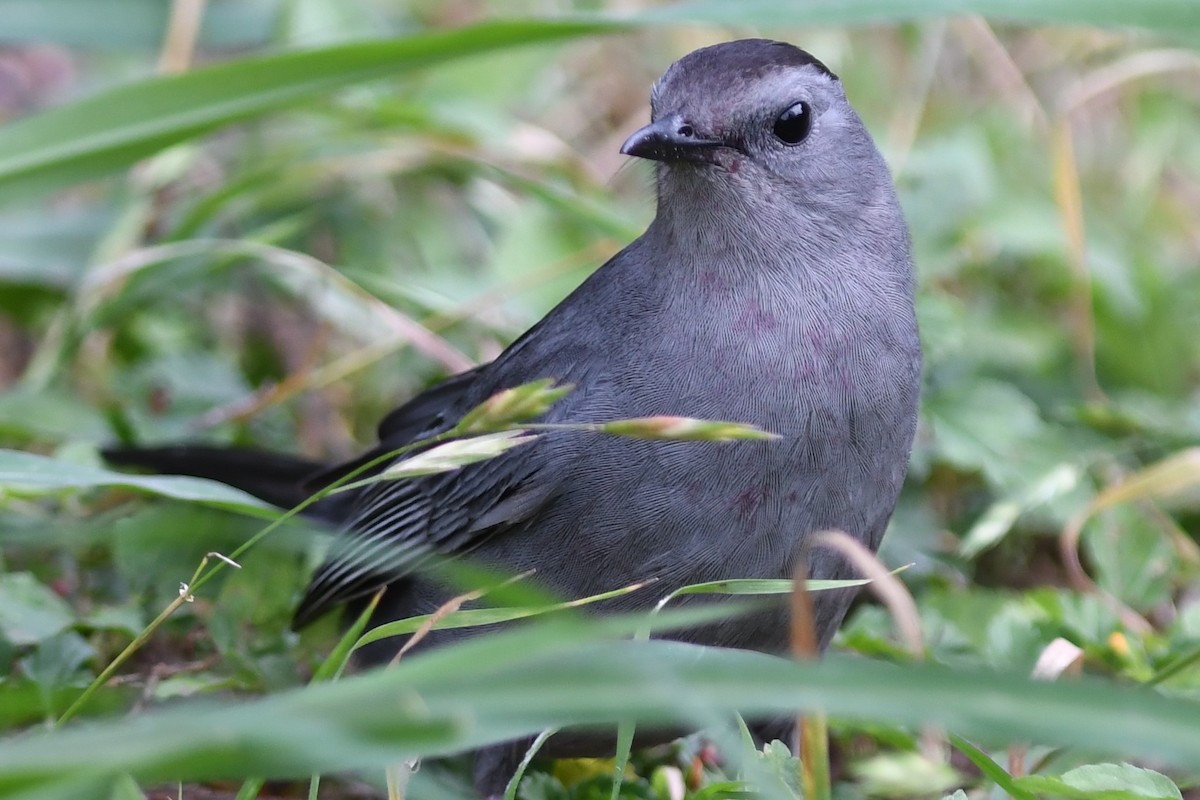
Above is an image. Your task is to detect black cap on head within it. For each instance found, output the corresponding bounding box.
[683,39,836,81]
[653,39,838,106]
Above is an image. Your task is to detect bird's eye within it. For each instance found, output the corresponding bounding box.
[773,102,812,145]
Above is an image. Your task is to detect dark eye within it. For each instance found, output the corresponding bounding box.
[773,102,812,145]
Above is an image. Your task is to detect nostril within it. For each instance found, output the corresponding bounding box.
[677,124,694,138]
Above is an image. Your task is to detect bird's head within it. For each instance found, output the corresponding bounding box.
[623,39,892,225]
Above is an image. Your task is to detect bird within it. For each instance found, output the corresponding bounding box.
[106,39,921,797]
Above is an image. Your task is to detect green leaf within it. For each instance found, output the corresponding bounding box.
[4,631,1200,788]
[0,573,76,646]
[852,752,960,798]
[505,729,557,800]
[19,631,94,697]
[949,734,1037,800]
[0,679,134,730]
[923,379,1046,488]
[0,19,618,198]
[313,591,381,683]
[960,464,1081,558]
[0,0,278,50]
[354,581,685,649]
[0,449,275,517]
[689,782,755,800]
[755,740,803,799]
[664,574,897,598]
[13,2,1187,201]
[617,0,1200,33]
[517,772,569,800]
[0,390,111,444]
[106,775,145,800]
[78,607,145,640]
[1016,763,1183,799]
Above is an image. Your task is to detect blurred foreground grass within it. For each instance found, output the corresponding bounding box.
[0,1,1198,798]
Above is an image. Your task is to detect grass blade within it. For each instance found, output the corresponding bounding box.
[0,19,618,198]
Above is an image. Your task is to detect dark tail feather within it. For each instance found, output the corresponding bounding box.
[103,444,350,522]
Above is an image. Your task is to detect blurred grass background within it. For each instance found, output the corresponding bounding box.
[0,1,1199,798]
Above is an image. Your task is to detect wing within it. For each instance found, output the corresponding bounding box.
[291,364,573,629]
[375,364,488,443]
[292,437,559,627]
[292,244,628,628]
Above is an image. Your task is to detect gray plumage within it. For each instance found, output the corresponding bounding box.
[304,38,920,795]
[107,38,921,799]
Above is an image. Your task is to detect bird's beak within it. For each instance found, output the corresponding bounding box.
[620,116,724,163]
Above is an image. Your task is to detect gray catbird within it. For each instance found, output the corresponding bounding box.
[107,39,921,797]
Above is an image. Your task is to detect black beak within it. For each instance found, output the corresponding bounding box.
[620,115,725,163]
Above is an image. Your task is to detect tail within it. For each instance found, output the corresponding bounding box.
[103,444,351,523]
